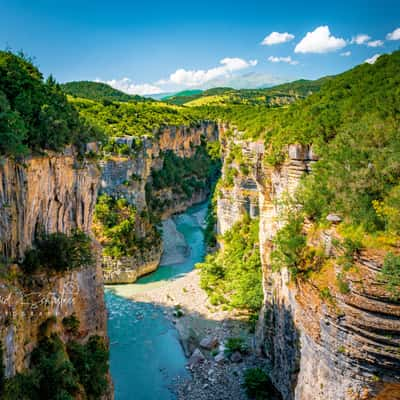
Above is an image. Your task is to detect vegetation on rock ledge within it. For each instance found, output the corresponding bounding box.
[197,214,262,311]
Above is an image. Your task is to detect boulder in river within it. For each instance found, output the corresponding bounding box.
[214,353,226,363]
[200,336,219,350]
[230,351,242,363]
[188,348,205,367]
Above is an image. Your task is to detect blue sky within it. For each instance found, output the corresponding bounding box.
[1,0,399,94]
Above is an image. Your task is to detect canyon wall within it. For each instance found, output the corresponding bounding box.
[216,138,400,400]
[0,149,112,397]
[99,122,218,283]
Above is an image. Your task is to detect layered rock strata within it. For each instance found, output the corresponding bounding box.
[0,149,112,397]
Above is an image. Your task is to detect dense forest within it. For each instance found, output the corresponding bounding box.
[69,97,200,141]
[61,81,152,103]
[196,51,400,241]
[0,51,102,156]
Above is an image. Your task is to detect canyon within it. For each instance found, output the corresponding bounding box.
[0,121,399,400]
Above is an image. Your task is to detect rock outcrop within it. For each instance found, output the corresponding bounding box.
[0,147,99,259]
[0,149,112,397]
[216,137,260,235]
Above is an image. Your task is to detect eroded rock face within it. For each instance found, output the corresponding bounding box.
[217,139,261,235]
[0,148,99,259]
[252,145,400,400]
[0,150,111,397]
[0,263,106,377]
[102,245,162,284]
[217,141,400,400]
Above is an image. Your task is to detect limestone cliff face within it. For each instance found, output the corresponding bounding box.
[99,122,218,283]
[0,150,111,397]
[216,136,261,235]
[217,140,400,400]
[0,147,99,259]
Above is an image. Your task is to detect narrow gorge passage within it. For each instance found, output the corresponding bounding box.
[105,203,207,400]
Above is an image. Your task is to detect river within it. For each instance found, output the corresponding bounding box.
[105,203,207,400]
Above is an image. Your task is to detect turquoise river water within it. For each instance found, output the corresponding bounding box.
[105,203,207,400]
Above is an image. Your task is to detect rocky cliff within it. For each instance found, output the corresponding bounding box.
[0,149,112,398]
[216,139,400,400]
[98,122,218,283]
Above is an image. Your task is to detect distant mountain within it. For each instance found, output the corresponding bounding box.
[163,78,332,106]
[144,92,176,100]
[61,81,152,103]
[160,89,203,105]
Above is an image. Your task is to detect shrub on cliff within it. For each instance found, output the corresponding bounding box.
[67,336,109,399]
[243,368,277,400]
[197,214,263,311]
[93,193,161,258]
[271,214,306,277]
[1,334,109,400]
[2,334,80,399]
[378,252,400,300]
[21,230,93,273]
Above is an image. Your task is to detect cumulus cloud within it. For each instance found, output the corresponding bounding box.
[351,34,371,45]
[96,78,162,95]
[367,40,384,47]
[159,58,258,87]
[261,32,295,45]
[364,54,381,64]
[386,28,400,40]
[267,56,299,65]
[340,51,351,57]
[295,26,346,53]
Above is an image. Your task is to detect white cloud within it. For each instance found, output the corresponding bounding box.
[340,51,351,56]
[364,54,381,64]
[268,56,299,65]
[367,40,384,47]
[261,32,295,45]
[159,58,258,87]
[295,26,346,53]
[96,78,162,95]
[386,27,400,40]
[351,34,371,45]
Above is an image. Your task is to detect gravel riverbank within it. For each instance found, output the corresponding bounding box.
[127,268,263,400]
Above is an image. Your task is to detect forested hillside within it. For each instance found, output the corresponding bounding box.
[163,77,329,106]
[69,96,200,142]
[0,51,101,156]
[62,81,152,103]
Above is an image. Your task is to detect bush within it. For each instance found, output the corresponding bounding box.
[3,334,81,400]
[336,273,350,294]
[271,214,306,277]
[1,333,109,400]
[21,230,93,273]
[67,336,109,399]
[62,314,80,335]
[243,368,275,400]
[197,215,263,311]
[378,252,400,300]
[94,193,161,258]
[224,337,247,356]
